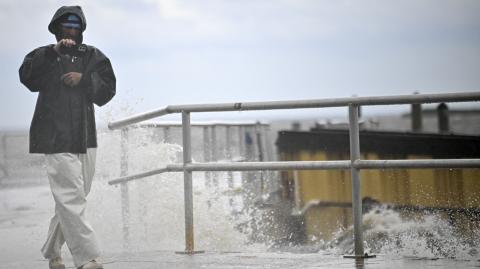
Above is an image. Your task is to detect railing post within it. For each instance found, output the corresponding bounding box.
[120,128,130,250]
[437,103,450,133]
[203,126,212,187]
[163,126,171,143]
[238,125,245,158]
[243,129,256,207]
[263,124,275,191]
[177,111,203,254]
[255,122,265,194]
[411,92,423,132]
[211,125,219,187]
[347,104,364,257]
[238,126,246,191]
[226,125,234,207]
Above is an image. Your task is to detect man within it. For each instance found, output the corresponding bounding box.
[19,6,115,269]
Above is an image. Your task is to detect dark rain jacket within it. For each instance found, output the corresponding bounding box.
[19,6,116,154]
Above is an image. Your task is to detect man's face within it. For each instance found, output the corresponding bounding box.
[61,26,81,40]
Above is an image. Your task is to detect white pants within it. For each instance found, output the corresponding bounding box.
[41,148,100,268]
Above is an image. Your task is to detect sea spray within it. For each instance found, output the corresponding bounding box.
[325,206,480,260]
[88,127,263,253]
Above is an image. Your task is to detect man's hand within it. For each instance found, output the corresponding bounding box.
[61,72,82,87]
[54,39,76,54]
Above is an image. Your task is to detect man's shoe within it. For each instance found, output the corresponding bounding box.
[49,257,65,269]
[77,260,103,269]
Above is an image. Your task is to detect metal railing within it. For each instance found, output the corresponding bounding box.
[108,91,480,257]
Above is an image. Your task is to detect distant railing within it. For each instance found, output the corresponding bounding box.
[108,91,480,258]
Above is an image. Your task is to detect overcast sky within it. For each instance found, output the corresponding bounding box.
[1,0,479,129]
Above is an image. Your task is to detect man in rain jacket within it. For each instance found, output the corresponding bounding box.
[19,6,115,269]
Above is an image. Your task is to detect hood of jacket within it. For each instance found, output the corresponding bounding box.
[48,6,87,44]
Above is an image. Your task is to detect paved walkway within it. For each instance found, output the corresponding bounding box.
[1,185,479,269]
[4,250,479,269]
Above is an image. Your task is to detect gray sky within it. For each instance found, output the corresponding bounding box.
[2,0,480,129]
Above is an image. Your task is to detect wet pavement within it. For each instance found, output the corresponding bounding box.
[3,250,480,269]
[2,184,480,269]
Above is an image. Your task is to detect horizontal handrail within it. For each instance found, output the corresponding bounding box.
[108,159,480,185]
[356,159,480,169]
[108,161,351,185]
[108,91,480,130]
[136,121,269,128]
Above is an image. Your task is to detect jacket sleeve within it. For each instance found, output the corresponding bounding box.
[19,46,58,92]
[81,47,116,107]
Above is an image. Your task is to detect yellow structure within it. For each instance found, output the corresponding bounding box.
[277,129,480,242]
